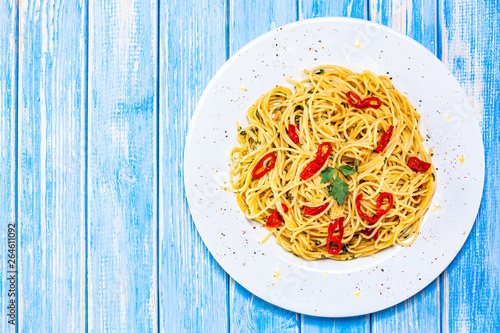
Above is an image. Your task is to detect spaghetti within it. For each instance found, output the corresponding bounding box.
[229,65,436,261]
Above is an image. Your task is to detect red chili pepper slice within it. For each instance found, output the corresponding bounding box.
[356,194,380,224]
[252,152,276,178]
[316,142,333,163]
[356,192,394,224]
[303,202,329,215]
[375,126,394,153]
[266,203,288,228]
[326,217,345,254]
[361,228,379,241]
[288,124,300,144]
[361,96,382,109]
[375,192,394,216]
[300,142,332,180]
[407,157,431,172]
[346,91,382,110]
[299,161,322,180]
[346,91,362,108]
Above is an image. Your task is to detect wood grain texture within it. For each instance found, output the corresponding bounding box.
[299,0,366,20]
[369,1,440,332]
[158,0,229,331]
[17,0,86,331]
[0,1,17,332]
[441,0,500,331]
[228,1,300,332]
[370,0,437,54]
[299,1,370,331]
[87,0,157,331]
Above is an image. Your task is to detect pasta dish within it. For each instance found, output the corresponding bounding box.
[229,65,435,260]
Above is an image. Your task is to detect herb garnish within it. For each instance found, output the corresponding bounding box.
[320,160,358,205]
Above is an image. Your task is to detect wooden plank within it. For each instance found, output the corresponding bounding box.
[369,1,440,332]
[87,0,157,331]
[370,0,437,54]
[17,0,86,331]
[0,1,17,332]
[299,1,370,332]
[158,0,229,331]
[228,1,301,331]
[299,0,366,20]
[441,0,500,331]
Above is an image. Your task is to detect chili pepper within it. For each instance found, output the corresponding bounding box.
[300,160,323,180]
[375,192,394,216]
[316,142,333,163]
[300,142,332,180]
[252,152,276,178]
[407,157,431,172]
[346,91,382,110]
[375,126,394,153]
[356,192,394,224]
[288,124,300,144]
[346,91,362,108]
[356,194,380,224]
[304,202,329,215]
[266,203,288,228]
[361,228,379,241]
[361,96,382,109]
[326,217,345,255]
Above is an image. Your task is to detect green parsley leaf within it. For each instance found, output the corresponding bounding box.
[384,157,387,164]
[315,241,321,246]
[338,165,356,176]
[328,171,349,206]
[321,254,326,258]
[305,103,309,108]
[320,167,336,183]
[355,159,358,172]
[315,69,324,74]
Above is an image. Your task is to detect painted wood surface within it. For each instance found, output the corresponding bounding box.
[6,0,500,331]
[87,0,157,331]
[17,0,86,331]
[441,0,500,331]
[158,0,229,332]
[299,0,366,19]
[0,1,17,332]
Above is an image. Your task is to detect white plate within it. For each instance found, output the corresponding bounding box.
[184,18,484,317]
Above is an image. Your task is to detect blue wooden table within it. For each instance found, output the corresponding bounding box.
[1,0,498,332]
